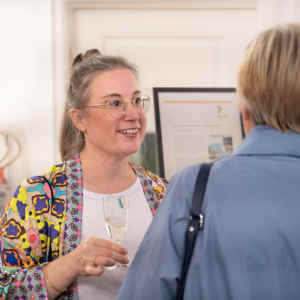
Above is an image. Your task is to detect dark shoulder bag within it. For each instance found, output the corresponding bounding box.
[176,162,214,300]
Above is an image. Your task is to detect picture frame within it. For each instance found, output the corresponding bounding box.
[153,87,245,179]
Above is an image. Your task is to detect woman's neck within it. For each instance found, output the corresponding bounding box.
[79,149,137,194]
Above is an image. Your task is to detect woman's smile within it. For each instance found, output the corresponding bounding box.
[117,128,140,136]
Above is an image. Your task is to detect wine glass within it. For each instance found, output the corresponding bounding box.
[102,195,128,269]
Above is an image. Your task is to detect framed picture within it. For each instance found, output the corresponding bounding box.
[153,87,245,179]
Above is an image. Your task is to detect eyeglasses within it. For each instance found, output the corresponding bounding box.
[85,95,150,113]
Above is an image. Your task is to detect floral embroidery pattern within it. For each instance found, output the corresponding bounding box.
[63,157,83,256]
[132,164,167,215]
[2,219,25,239]
[2,249,22,267]
[27,227,40,249]
[0,165,66,298]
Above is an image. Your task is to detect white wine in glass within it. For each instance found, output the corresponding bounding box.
[105,215,127,243]
[103,195,128,269]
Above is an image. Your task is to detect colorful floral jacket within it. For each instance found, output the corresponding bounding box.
[0,157,167,299]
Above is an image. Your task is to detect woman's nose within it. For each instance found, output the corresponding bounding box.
[123,101,141,118]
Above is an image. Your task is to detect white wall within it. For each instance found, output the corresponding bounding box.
[0,0,55,191]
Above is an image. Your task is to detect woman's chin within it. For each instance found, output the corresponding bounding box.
[116,146,139,158]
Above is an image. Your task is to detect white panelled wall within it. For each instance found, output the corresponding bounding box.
[0,0,54,192]
[1,0,300,200]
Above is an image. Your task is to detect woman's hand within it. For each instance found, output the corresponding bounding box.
[73,237,129,276]
[43,237,129,299]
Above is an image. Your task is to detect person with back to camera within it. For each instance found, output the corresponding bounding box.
[117,23,300,300]
[0,49,167,299]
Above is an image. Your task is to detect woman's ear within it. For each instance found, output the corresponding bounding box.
[240,107,254,135]
[68,109,86,133]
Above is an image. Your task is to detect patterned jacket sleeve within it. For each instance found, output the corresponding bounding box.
[0,169,66,299]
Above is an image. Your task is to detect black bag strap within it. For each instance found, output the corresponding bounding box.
[176,162,214,300]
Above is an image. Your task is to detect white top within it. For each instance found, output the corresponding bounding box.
[77,178,152,299]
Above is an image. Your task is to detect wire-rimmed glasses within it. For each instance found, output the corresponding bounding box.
[85,95,150,115]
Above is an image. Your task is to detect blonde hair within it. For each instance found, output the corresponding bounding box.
[238,23,300,132]
[59,49,138,161]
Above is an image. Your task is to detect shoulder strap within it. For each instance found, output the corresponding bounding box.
[176,162,214,300]
[191,163,214,216]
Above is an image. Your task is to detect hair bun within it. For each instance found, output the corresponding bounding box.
[84,49,101,58]
[72,49,102,67]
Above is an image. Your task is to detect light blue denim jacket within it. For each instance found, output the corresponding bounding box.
[118,126,300,300]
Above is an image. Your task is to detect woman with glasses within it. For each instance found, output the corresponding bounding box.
[0,49,167,299]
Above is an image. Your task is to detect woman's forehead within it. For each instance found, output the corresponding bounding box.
[89,69,139,98]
